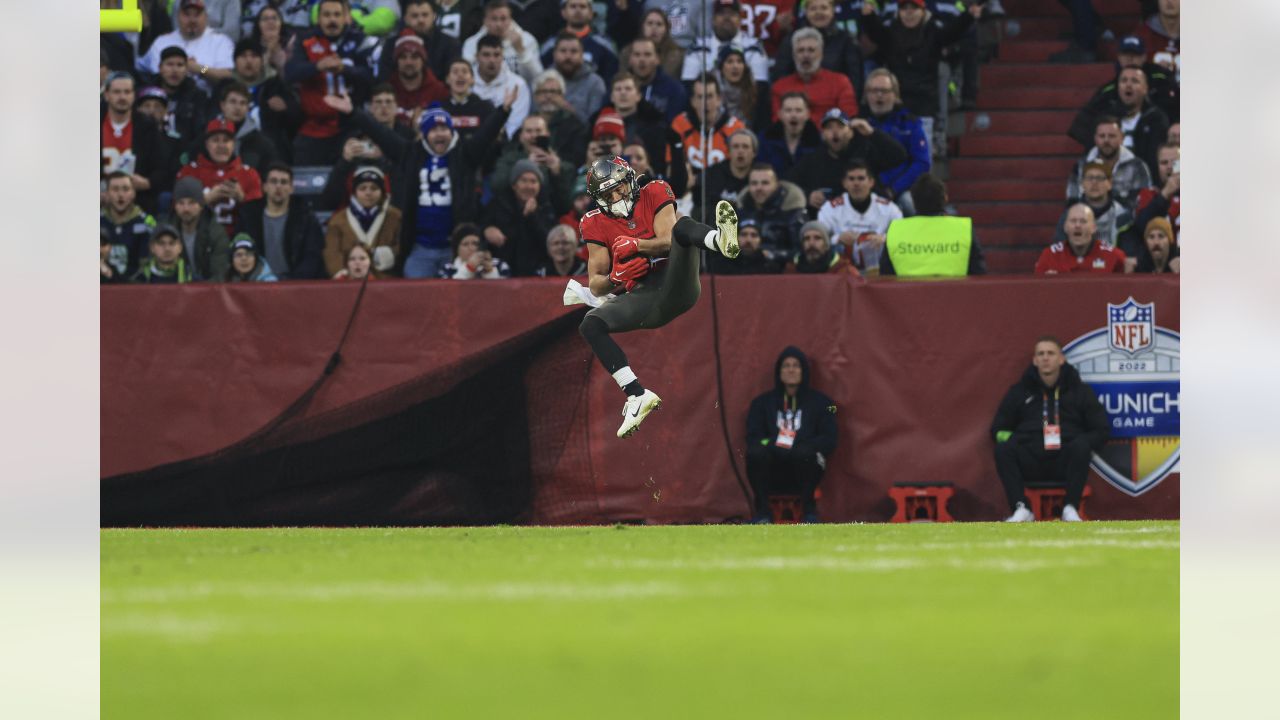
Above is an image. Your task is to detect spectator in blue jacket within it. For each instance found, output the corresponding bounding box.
[862,68,930,215]
[757,92,823,180]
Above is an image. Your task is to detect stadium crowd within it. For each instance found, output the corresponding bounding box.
[100,0,1180,284]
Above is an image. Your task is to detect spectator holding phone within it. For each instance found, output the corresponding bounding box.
[439,223,512,279]
[491,114,574,214]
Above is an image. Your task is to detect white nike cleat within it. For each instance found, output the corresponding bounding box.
[617,389,662,438]
[714,200,740,258]
[1061,504,1083,522]
[1004,501,1034,523]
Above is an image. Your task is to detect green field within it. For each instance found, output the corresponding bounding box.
[102,522,1178,718]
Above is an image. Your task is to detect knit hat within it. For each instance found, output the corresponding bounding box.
[593,110,626,141]
[1144,217,1175,244]
[394,31,428,59]
[160,46,188,63]
[350,165,388,195]
[231,233,256,253]
[738,217,760,232]
[136,86,169,105]
[716,44,745,67]
[173,177,204,204]
[151,224,180,242]
[511,158,544,185]
[800,220,830,243]
[419,105,454,135]
[899,0,925,7]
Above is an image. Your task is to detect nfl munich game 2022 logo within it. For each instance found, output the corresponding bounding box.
[1063,298,1180,496]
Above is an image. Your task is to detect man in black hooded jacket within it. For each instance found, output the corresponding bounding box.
[746,346,838,523]
[990,336,1110,522]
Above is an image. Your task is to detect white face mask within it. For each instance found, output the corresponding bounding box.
[605,193,635,218]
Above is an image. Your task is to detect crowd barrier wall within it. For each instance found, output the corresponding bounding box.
[101,274,1179,523]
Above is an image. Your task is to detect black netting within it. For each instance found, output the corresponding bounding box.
[102,311,587,527]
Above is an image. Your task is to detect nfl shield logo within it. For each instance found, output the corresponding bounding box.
[1108,298,1154,356]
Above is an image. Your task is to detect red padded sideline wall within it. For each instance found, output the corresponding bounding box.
[101,275,1179,523]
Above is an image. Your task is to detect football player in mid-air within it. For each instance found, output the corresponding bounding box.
[579,156,741,438]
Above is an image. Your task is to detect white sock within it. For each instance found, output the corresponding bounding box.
[612,366,637,388]
[703,229,719,250]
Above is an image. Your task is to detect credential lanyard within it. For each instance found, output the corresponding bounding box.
[1042,387,1060,427]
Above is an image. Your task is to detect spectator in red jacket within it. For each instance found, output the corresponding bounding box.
[770,27,857,127]
[175,118,264,236]
[1035,203,1127,275]
[388,32,448,122]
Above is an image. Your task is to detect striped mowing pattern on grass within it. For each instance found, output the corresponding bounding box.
[103,522,1178,719]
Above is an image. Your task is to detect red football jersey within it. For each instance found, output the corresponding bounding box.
[739,0,797,56]
[1034,240,1127,275]
[580,177,678,258]
[176,154,264,236]
[101,116,135,176]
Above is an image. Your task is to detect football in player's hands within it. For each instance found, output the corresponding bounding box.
[611,235,640,263]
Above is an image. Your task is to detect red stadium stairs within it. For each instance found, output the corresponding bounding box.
[951,0,1140,273]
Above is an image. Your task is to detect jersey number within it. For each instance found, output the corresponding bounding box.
[741,4,778,40]
[418,166,452,206]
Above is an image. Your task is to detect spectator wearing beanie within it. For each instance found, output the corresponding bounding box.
[705,216,784,275]
[323,166,402,278]
[481,158,558,277]
[159,175,231,280]
[786,220,856,275]
[1133,216,1178,274]
[226,233,279,281]
[388,32,449,116]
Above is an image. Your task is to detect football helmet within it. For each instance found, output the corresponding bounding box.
[586,156,639,218]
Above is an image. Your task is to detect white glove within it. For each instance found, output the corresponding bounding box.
[372,245,394,272]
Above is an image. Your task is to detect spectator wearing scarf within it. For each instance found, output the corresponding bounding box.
[322,165,402,277]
